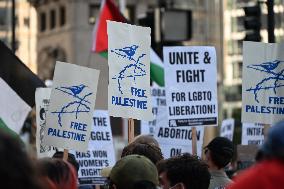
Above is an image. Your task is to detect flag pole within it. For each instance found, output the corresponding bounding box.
[128,118,135,143]
[192,127,197,156]
[63,149,69,161]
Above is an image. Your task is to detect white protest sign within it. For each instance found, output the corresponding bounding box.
[74,110,116,185]
[242,122,264,146]
[141,85,166,135]
[220,119,235,141]
[159,137,204,158]
[163,46,217,127]
[35,88,57,158]
[44,61,100,152]
[154,106,204,157]
[242,42,284,124]
[107,21,153,121]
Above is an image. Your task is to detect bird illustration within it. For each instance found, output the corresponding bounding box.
[112,45,139,60]
[60,84,87,96]
[248,60,284,73]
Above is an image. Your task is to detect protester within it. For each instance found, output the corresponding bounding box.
[0,130,42,189]
[227,120,284,189]
[156,153,210,189]
[204,137,234,189]
[37,158,78,189]
[107,154,159,189]
[121,141,164,165]
[52,151,80,174]
[132,134,160,147]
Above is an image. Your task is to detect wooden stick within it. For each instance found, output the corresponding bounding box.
[191,127,197,156]
[128,118,135,143]
[63,149,69,161]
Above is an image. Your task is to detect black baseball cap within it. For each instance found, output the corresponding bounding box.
[206,137,234,158]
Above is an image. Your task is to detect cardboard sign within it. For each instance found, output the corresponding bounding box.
[220,119,235,141]
[44,62,100,152]
[141,85,166,135]
[163,46,218,127]
[107,21,153,121]
[74,110,116,185]
[35,88,57,158]
[242,122,264,146]
[154,106,204,157]
[242,42,284,124]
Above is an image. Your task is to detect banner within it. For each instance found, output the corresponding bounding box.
[154,106,204,158]
[141,85,166,135]
[241,122,264,145]
[107,21,153,121]
[220,119,235,141]
[163,46,217,127]
[44,62,100,152]
[74,110,116,185]
[35,88,57,158]
[242,42,284,124]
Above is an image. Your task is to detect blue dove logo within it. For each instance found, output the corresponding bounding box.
[246,60,284,103]
[51,84,92,127]
[111,45,147,94]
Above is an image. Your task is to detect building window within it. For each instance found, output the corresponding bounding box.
[0,8,7,26]
[89,4,100,24]
[233,61,243,79]
[50,9,56,29]
[24,17,30,27]
[40,12,46,32]
[60,6,66,26]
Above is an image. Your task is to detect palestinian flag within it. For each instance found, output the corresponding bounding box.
[91,0,164,86]
[0,41,45,133]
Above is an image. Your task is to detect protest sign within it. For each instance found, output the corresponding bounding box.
[35,88,57,158]
[220,119,235,141]
[154,106,204,157]
[74,110,116,185]
[159,134,204,158]
[107,21,153,121]
[242,42,284,124]
[44,61,100,152]
[163,46,217,127]
[242,122,264,145]
[141,85,166,135]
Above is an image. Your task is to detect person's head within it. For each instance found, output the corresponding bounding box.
[156,153,210,189]
[0,129,42,189]
[121,142,163,165]
[108,154,159,189]
[260,120,284,159]
[132,134,160,147]
[37,158,78,189]
[52,151,79,174]
[205,137,234,170]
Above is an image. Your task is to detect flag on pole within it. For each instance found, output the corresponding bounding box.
[0,41,45,133]
[91,0,164,86]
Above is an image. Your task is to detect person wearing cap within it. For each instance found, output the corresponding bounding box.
[227,120,284,189]
[204,137,234,189]
[156,153,210,189]
[106,154,159,189]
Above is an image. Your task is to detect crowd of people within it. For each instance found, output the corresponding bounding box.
[1,120,284,189]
